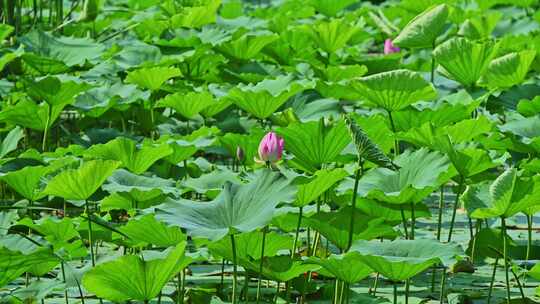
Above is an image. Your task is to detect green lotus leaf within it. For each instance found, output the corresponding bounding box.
[344,114,395,169]
[25,77,89,106]
[465,228,517,260]
[170,0,221,28]
[84,137,173,174]
[182,170,241,196]
[118,214,186,248]
[19,30,105,67]
[102,169,180,200]
[0,247,58,288]
[156,90,215,119]
[355,148,451,204]
[82,242,187,302]
[226,75,314,119]
[353,198,431,224]
[350,239,463,282]
[295,168,348,207]
[208,230,293,261]
[480,50,536,89]
[155,170,295,241]
[252,255,318,283]
[43,160,120,201]
[219,31,278,60]
[306,252,373,284]
[308,0,356,17]
[220,129,265,166]
[125,66,182,91]
[304,18,360,53]
[276,119,350,173]
[0,126,23,159]
[352,69,437,112]
[304,207,397,251]
[458,11,502,40]
[467,168,540,219]
[160,127,217,164]
[434,37,499,87]
[393,4,448,48]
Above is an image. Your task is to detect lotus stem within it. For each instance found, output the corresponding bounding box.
[501,217,511,304]
[292,207,303,258]
[393,283,398,304]
[400,208,409,239]
[526,213,532,263]
[410,203,415,240]
[510,265,526,301]
[447,176,464,242]
[347,162,363,250]
[230,234,238,304]
[370,272,380,296]
[85,200,95,267]
[467,216,474,240]
[42,105,52,152]
[256,226,268,304]
[387,110,399,157]
[430,41,436,84]
[61,262,69,304]
[405,279,410,304]
[439,268,446,304]
[487,258,498,304]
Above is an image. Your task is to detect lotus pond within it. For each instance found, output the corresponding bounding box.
[1,0,540,303]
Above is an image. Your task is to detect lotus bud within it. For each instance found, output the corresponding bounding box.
[384,39,400,54]
[257,131,284,164]
[236,146,245,162]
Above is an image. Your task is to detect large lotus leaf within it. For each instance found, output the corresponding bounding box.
[352,69,437,112]
[25,77,89,106]
[102,169,180,200]
[125,66,182,91]
[226,75,314,119]
[304,207,397,251]
[160,127,217,164]
[182,170,241,195]
[43,160,120,201]
[0,211,17,236]
[355,148,451,204]
[393,4,448,48]
[306,252,373,284]
[353,198,431,224]
[480,50,536,89]
[467,168,540,219]
[308,0,356,17]
[219,31,278,60]
[208,230,293,261]
[295,168,348,207]
[19,30,105,67]
[118,214,185,248]
[276,119,350,173]
[155,170,295,241]
[466,228,517,261]
[350,239,463,282]
[170,0,221,28]
[0,247,59,288]
[19,216,79,244]
[0,165,48,201]
[82,242,186,302]
[344,114,395,169]
[433,37,499,87]
[251,255,318,283]
[458,11,502,40]
[73,83,148,118]
[304,18,360,53]
[156,90,215,119]
[84,137,173,174]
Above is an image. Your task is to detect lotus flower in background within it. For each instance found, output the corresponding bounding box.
[257,132,284,164]
[384,39,400,54]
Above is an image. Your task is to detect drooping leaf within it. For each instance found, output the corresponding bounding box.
[118,214,186,248]
[306,252,373,284]
[303,18,360,53]
[82,242,187,302]
[208,230,293,261]
[170,0,221,28]
[352,69,437,112]
[295,168,348,207]
[0,127,23,159]
[308,0,356,17]
[102,169,180,200]
[155,170,295,240]
[219,31,278,60]
[43,160,121,201]
[0,247,58,288]
[393,4,449,49]
[156,90,215,119]
[480,50,536,89]
[344,114,395,169]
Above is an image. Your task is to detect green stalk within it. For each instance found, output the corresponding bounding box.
[61,262,69,304]
[177,273,183,304]
[42,104,52,152]
[439,269,446,304]
[487,258,498,304]
[393,283,397,304]
[230,234,238,304]
[447,176,464,242]
[430,41,436,84]
[292,207,303,258]
[387,110,399,157]
[510,266,526,301]
[347,162,362,250]
[256,226,268,304]
[501,217,511,304]
[400,208,409,239]
[85,200,95,266]
[410,203,415,240]
[405,279,410,304]
[526,213,532,263]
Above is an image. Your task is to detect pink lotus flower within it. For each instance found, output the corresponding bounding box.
[257,132,284,164]
[384,39,400,54]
